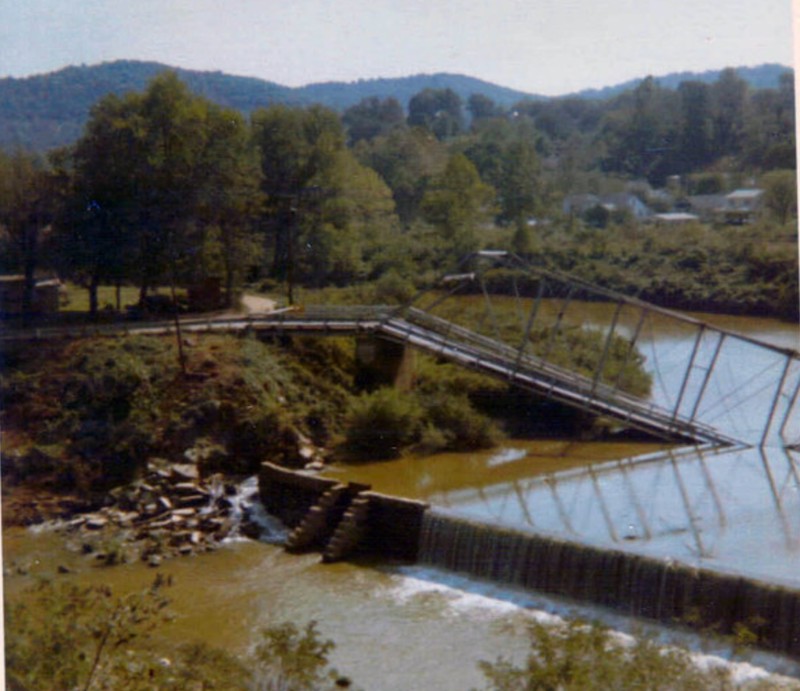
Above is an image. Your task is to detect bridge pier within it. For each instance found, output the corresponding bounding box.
[354,336,415,391]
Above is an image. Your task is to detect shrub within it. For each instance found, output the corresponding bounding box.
[421,392,502,452]
[477,620,744,691]
[344,387,423,459]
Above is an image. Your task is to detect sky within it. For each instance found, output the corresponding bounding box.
[0,0,795,96]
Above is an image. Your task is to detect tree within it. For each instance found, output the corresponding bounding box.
[600,77,679,183]
[58,92,144,314]
[711,68,748,158]
[297,148,398,286]
[467,94,504,122]
[421,153,493,257]
[0,149,56,314]
[194,104,263,306]
[251,104,345,282]
[354,126,448,226]
[342,96,405,145]
[61,72,264,314]
[407,88,465,140]
[677,81,712,170]
[761,169,797,225]
[463,118,541,224]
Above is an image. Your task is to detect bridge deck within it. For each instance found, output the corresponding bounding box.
[0,305,740,446]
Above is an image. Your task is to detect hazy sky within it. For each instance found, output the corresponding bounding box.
[0,0,795,96]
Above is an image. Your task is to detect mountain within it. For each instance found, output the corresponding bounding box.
[571,63,792,100]
[0,60,792,152]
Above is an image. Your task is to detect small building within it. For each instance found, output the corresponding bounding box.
[723,188,764,224]
[562,193,653,221]
[685,194,729,222]
[0,275,63,315]
[653,212,700,225]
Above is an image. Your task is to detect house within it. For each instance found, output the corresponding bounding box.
[562,194,600,216]
[684,194,729,222]
[562,193,653,221]
[0,275,63,315]
[601,193,653,220]
[654,212,700,225]
[723,189,764,224]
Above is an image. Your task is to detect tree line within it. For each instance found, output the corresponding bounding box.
[0,67,795,316]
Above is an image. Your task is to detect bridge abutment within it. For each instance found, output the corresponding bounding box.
[354,336,415,391]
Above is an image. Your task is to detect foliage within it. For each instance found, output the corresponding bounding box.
[0,333,357,488]
[421,153,494,256]
[252,620,341,691]
[5,578,172,690]
[5,579,345,691]
[342,96,405,145]
[344,387,423,459]
[474,620,789,691]
[0,149,57,309]
[408,87,465,140]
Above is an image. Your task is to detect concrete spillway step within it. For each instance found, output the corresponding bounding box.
[322,496,371,563]
[285,484,349,553]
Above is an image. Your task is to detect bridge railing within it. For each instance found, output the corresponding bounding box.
[383,307,735,444]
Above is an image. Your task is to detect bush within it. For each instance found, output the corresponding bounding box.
[421,392,502,452]
[344,387,423,459]
[477,620,749,691]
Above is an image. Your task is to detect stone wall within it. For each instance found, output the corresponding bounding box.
[259,462,428,560]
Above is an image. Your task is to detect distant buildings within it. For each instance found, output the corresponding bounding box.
[562,187,765,226]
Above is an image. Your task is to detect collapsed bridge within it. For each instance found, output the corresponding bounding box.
[3,251,798,448]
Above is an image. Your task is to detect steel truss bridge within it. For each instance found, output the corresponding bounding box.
[3,252,798,449]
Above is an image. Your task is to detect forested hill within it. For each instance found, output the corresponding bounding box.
[570,63,792,100]
[0,60,792,152]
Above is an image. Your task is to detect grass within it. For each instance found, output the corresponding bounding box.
[61,283,187,313]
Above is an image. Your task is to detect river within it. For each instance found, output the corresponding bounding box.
[4,305,800,688]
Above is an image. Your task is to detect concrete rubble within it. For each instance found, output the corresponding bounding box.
[59,456,261,567]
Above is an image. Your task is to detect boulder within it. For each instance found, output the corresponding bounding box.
[170,463,200,482]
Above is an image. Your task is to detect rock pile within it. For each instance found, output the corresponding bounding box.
[60,458,261,567]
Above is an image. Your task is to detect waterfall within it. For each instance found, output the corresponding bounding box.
[417,509,800,659]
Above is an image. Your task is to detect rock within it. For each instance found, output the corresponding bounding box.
[158,496,173,511]
[177,544,194,555]
[57,564,72,574]
[176,493,209,508]
[147,554,162,568]
[170,463,200,482]
[172,482,209,496]
[171,508,197,518]
[84,516,108,530]
[304,461,325,472]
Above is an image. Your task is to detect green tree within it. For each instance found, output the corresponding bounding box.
[58,91,144,314]
[421,153,494,256]
[342,96,405,145]
[600,77,679,183]
[0,149,57,313]
[761,169,797,224]
[477,620,735,691]
[62,72,249,313]
[677,81,713,170]
[251,104,345,282]
[194,104,263,306]
[354,126,448,226]
[711,68,748,158]
[297,148,398,286]
[408,88,465,140]
[467,93,504,122]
